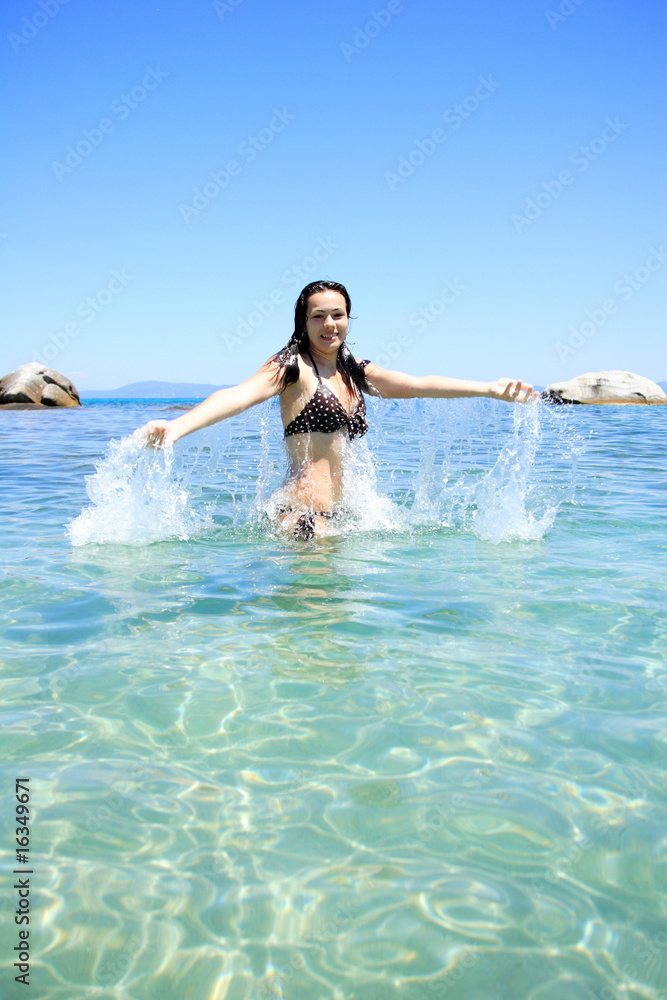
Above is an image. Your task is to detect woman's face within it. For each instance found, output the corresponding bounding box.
[304,291,348,354]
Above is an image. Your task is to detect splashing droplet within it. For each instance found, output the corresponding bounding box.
[66,431,212,546]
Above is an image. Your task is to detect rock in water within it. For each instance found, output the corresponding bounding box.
[41,383,78,406]
[0,363,81,407]
[543,370,667,405]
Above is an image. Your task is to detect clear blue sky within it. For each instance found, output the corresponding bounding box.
[2,0,665,389]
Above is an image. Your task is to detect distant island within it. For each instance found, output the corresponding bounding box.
[80,381,227,399]
[79,378,667,400]
[80,379,548,398]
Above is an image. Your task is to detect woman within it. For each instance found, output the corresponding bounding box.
[141,280,535,538]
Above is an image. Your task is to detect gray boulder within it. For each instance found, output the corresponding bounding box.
[0,363,81,407]
[543,370,667,405]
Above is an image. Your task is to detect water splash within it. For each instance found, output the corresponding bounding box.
[370,397,580,543]
[67,399,581,546]
[470,402,560,543]
[340,436,405,533]
[66,431,213,547]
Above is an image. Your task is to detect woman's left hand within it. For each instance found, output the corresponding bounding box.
[487,378,537,403]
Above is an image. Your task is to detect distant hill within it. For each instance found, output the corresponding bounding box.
[80,381,226,399]
[77,378,667,399]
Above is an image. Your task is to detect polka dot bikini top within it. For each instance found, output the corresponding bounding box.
[283,351,370,440]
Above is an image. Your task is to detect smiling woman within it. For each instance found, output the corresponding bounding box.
[140,280,535,538]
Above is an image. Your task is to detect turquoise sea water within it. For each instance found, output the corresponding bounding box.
[0,398,665,1000]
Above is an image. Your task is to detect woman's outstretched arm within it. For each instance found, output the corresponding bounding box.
[360,362,536,403]
[140,362,282,446]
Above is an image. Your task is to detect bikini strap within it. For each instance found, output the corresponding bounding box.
[305,348,321,380]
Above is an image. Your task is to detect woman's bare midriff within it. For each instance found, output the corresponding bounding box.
[282,430,348,511]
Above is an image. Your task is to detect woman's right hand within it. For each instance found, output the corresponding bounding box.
[139,420,178,448]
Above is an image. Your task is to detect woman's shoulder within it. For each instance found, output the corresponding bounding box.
[266,348,315,402]
[353,357,382,397]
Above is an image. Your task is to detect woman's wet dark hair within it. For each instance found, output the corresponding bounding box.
[270,280,369,395]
